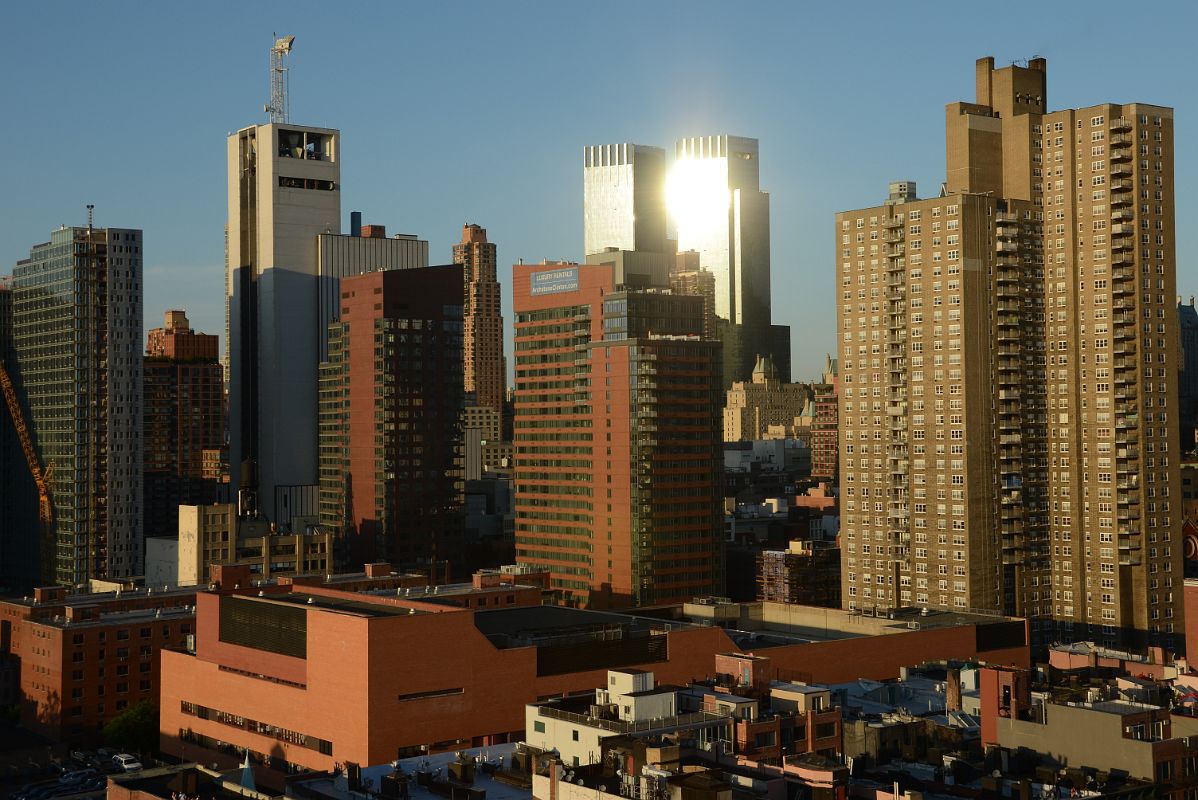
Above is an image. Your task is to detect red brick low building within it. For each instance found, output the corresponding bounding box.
[159,578,1029,786]
[0,584,196,743]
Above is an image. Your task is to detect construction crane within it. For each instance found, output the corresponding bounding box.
[0,360,54,582]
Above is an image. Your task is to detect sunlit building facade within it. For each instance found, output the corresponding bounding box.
[838,57,1182,652]
[583,143,667,257]
[671,135,789,384]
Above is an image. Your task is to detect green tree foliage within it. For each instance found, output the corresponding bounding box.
[101,700,159,756]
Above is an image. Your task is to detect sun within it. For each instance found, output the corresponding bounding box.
[666,157,730,237]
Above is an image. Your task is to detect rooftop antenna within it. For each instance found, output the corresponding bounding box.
[265,33,295,123]
[86,204,94,233]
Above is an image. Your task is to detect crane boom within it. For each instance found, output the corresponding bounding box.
[0,359,54,582]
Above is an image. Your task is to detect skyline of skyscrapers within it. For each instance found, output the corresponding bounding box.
[838,57,1182,652]
[583,136,791,386]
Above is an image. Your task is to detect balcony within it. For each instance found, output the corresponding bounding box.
[1110,189,1133,207]
[996,241,1018,253]
[1111,252,1134,266]
[1110,146,1132,163]
[1109,163,1132,178]
[1118,536,1141,552]
[1115,431,1139,446]
[1115,414,1139,430]
[887,245,906,258]
[1113,342,1137,356]
[1111,208,1133,223]
[1116,459,1140,475]
[884,216,904,229]
[1111,117,1132,132]
[1111,235,1133,251]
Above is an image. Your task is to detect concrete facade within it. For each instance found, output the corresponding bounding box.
[226,123,340,525]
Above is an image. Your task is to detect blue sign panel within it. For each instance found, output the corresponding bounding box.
[531,267,580,296]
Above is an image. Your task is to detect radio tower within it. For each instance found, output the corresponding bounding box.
[265,34,295,123]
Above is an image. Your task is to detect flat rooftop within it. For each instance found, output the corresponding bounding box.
[110,763,278,800]
[264,592,433,618]
[291,744,527,800]
[44,604,196,630]
[2,584,198,609]
[359,581,538,603]
[681,599,1024,646]
[474,605,702,649]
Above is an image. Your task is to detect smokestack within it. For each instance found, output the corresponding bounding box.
[350,211,362,237]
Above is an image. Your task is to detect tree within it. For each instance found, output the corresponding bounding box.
[101,700,159,756]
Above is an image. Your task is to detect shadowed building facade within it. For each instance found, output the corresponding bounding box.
[318,265,465,573]
[143,310,224,538]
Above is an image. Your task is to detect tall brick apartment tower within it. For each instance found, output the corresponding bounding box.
[453,224,506,419]
[144,310,224,538]
[837,57,1181,653]
[512,260,724,609]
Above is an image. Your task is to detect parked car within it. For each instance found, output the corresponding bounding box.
[10,780,55,800]
[110,755,141,774]
[57,770,96,786]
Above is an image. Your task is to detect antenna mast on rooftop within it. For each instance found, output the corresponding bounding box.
[265,33,295,123]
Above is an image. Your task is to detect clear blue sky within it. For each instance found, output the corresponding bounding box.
[2,0,1195,380]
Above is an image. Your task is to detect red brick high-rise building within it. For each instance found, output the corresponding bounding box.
[811,354,839,483]
[513,259,724,609]
[318,265,465,572]
[453,224,505,417]
[143,310,224,537]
